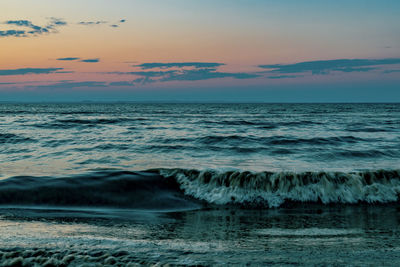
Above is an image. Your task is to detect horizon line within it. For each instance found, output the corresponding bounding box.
[1,101,399,104]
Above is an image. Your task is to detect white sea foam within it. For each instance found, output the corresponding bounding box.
[160,169,400,208]
[255,228,362,236]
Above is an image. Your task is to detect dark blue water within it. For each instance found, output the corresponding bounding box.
[1,103,400,208]
[1,103,400,265]
[1,103,399,177]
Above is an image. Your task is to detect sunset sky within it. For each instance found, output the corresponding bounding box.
[1,0,399,102]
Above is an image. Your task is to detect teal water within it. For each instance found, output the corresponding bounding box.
[1,103,399,177]
[1,103,400,265]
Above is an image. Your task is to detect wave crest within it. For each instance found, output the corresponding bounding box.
[159,169,400,208]
[1,169,399,209]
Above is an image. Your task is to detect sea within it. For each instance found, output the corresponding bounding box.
[0,103,399,266]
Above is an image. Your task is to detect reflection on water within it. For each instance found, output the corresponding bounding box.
[0,205,400,265]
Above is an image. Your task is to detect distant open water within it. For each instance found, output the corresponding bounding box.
[1,103,400,174]
[1,103,400,265]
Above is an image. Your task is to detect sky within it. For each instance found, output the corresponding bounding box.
[0,0,399,102]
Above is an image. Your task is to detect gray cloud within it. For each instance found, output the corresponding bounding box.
[0,17,123,38]
[0,80,115,90]
[110,71,176,77]
[0,30,26,37]
[57,57,101,64]
[78,21,107,26]
[52,71,74,74]
[46,17,67,27]
[34,81,108,90]
[268,75,303,79]
[111,63,260,84]
[132,77,154,85]
[57,57,80,61]
[0,68,64,76]
[109,81,134,86]
[0,80,74,86]
[0,82,16,85]
[6,20,36,27]
[0,18,67,38]
[78,19,126,28]
[159,69,259,82]
[107,62,261,84]
[136,62,224,70]
[29,80,139,90]
[80,58,100,63]
[383,69,400,74]
[259,58,400,75]
[336,67,376,73]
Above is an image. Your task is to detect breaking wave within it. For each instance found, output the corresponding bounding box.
[159,169,400,208]
[0,169,399,209]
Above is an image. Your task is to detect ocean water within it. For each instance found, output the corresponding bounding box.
[1,103,400,265]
